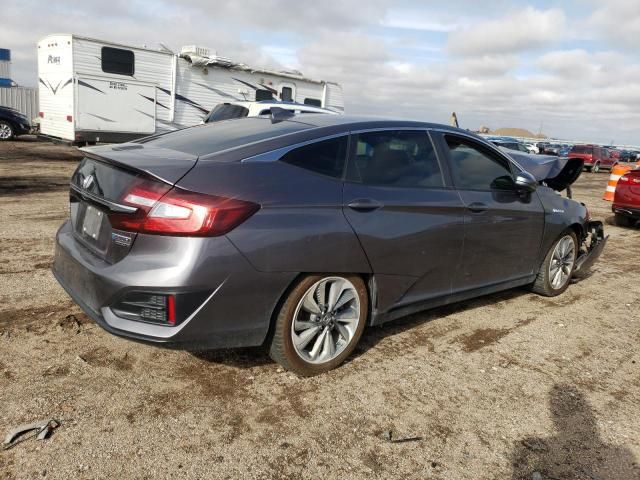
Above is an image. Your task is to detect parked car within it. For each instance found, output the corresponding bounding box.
[536,142,550,154]
[204,101,339,123]
[543,144,562,156]
[0,106,31,140]
[612,169,640,227]
[488,138,530,153]
[568,145,615,173]
[52,115,607,376]
[524,143,540,154]
[558,145,572,157]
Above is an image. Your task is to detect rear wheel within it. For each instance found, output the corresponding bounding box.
[592,162,600,173]
[0,121,14,141]
[615,214,636,227]
[531,232,578,297]
[269,275,368,376]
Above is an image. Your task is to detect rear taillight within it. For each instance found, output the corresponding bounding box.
[66,115,73,122]
[38,112,44,118]
[109,181,259,237]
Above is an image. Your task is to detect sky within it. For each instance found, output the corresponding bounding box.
[2,0,640,144]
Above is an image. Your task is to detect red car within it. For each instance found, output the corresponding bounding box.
[613,169,640,227]
[568,145,614,173]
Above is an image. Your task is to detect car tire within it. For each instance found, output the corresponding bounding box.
[531,231,578,297]
[592,162,600,173]
[268,274,368,376]
[615,214,635,228]
[0,121,14,141]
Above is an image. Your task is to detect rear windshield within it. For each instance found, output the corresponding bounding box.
[571,145,592,154]
[137,118,313,157]
[205,104,249,123]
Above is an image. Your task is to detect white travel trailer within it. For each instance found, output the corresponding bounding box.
[37,34,344,143]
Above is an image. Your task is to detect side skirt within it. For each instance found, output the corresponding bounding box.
[370,275,536,326]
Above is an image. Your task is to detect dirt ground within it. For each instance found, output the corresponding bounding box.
[0,138,638,480]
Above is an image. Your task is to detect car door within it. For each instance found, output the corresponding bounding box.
[342,129,466,312]
[434,132,545,292]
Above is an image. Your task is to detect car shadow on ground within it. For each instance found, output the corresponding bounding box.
[352,287,531,359]
[510,383,639,479]
[190,287,531,370]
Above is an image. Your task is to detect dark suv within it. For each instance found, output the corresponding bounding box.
[0,106,31,140]
[568,145,614,173]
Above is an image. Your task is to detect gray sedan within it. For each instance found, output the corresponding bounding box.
[53,115,606,376]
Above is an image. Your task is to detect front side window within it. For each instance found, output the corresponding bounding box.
[347,130,444,188]
[101,47,134,76]
[445,136,514,191]
[280,136,348,178]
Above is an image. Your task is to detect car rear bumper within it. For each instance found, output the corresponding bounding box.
[573,221,608,278]
[52,220,296,349]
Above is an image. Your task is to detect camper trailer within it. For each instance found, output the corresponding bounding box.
[37,34,344,143]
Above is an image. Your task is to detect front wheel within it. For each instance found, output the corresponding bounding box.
[269,275,368,376]
[531,232,578,297]
[0,121,14,141]
[592,163,600,173]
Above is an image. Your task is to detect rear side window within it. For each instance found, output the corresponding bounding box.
[347,130,444,188]
[280,136,348,178]
[304,98,322,107]
[445,136,514,191]
[101,47,134,76]
[571,145,592,154]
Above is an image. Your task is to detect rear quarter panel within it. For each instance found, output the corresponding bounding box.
[177,161,372,274]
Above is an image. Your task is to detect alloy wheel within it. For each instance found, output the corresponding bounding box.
[549,235,576,290]
[291,277,361,364]
[0,123,12,140]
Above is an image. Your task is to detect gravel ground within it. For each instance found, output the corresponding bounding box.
[0,138,638,480]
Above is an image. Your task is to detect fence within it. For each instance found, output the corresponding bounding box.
[0,86,38,125]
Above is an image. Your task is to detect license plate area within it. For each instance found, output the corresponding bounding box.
[82,205,104,239]
[74,202,110,255]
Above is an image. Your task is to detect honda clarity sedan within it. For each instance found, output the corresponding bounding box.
[53,115,607,376]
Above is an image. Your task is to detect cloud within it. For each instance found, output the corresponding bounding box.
[2,1,640,144]
[447,7,566,56]
[587,0,640,48]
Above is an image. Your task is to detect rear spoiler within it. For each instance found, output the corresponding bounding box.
[79,144,199,185]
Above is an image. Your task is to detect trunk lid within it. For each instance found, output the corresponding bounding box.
[69,144,198,262]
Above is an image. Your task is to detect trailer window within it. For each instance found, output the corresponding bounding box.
[255,89,274,101]
[304,98,322,107]
[101,47,135,76]
[281,87,293,102]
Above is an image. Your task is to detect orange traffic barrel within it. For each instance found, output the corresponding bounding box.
[604,164,633,201]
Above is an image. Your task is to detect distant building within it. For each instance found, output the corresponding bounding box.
[0,48,11,87]
[0,47,38,124]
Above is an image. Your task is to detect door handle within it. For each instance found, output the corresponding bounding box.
[347,199,383,212]
[467,202,489,214]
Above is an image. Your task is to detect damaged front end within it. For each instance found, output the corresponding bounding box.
[573,221,608,278]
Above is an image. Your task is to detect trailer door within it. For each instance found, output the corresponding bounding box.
[76,75,156,134]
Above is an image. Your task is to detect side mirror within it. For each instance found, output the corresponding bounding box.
[514,171,538,192]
